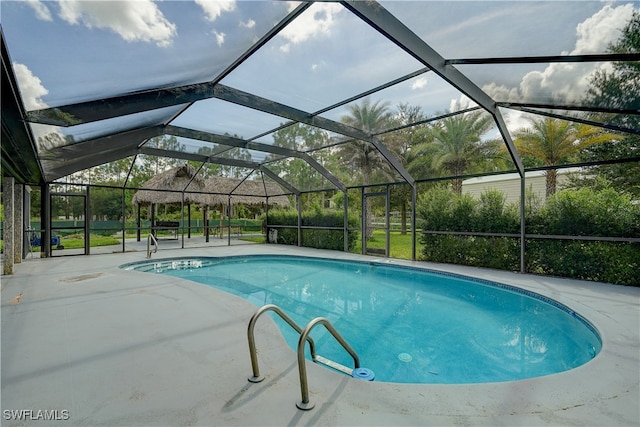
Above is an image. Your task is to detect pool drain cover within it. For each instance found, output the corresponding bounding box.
[398,352,413,362]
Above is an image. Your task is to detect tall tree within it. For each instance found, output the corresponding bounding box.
[429,111,501,194]
[270,123,332,203]
[581,10,640,196]
[514,118,618,196]
[338,98,394,186]
[387,103,431,234]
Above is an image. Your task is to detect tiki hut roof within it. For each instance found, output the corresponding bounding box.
[132,164,209,206]
[205,176,291,208]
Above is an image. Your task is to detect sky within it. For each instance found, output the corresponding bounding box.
[2,0,637,145]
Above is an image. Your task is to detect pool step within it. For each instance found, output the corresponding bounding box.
[314,355,353,376]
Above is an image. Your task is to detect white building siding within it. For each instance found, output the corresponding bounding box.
[462,169,578,205]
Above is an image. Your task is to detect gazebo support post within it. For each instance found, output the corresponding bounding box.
[204,206,209,243]
[219,205,224,239]
[187,203,191,239]
[136,203,141,242]
[181,193,185,249]
[227,196,232,246]
[150,203,155,245]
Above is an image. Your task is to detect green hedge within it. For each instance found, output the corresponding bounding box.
[526,239,638,285]
[267,209,359,251]
[418,185,640,286]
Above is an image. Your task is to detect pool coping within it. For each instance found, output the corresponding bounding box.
[2,244,639,426]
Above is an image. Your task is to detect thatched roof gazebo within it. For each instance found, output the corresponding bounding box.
[204,176,291,208]
[132,164,209,241]
[132,166,291,241]
[205,176,291,239]
[132,164,208,207]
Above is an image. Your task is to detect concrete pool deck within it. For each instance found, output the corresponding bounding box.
[2,244,639,426]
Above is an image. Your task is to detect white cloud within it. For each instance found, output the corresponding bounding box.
[26,0,52,21]
[13,63,49,111]
[278,3,342,52]
[241,19,255,29]
[57,0,177,47]
[449,94,476,112]
[484,3,635,106]
[13,63,66,150]
[411,77,428,90]
[213,30,225,47]
[572,4,633,55]
[195,0,236,22]
[311,61,327,72]
[279,43,290,54]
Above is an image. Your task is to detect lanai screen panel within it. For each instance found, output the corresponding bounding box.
[320,73,478,130]
[219,2,426,112]
[171,98,288,140]
[2,0,637,191]
[380,1,620,58]
[1,0,297,107]
[266,156,339,193]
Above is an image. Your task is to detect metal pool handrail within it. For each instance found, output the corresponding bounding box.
[247,304,361,411]
[146,233,158,259]
[247,304,316,383]
[296,317,360,410]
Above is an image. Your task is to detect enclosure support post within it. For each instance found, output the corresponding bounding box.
[297,194,302,247]
[520,174,526,273]
[23,185,31,259]
[385,185,390,257]
[3,177,15,274]
[411,185,417,261]
[85,186,90,255]
[360,187,365,255]
[265,197,269,243]
[122,188,126,253]
[343,190,349,253]
[14,183,23,264]
[43,183,51,258]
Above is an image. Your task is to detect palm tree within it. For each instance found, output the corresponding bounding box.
[338,98,394,237]
[429,111,501,194]
[339,98,394,184]
[514,117,618,196]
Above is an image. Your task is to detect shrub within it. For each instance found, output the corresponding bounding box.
[539,186,640,237]
[266,209,359,251]
[417,184,640,285]
[527,239,639,285]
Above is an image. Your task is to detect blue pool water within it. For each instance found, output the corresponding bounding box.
[123,255,601,384]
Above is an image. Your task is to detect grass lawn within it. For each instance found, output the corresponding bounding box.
[240,236,266,243]
[3,235,121,253]
[352,230,420,260]
[235,230,419,259]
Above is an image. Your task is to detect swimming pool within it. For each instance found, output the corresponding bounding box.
[123,255,601,384]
